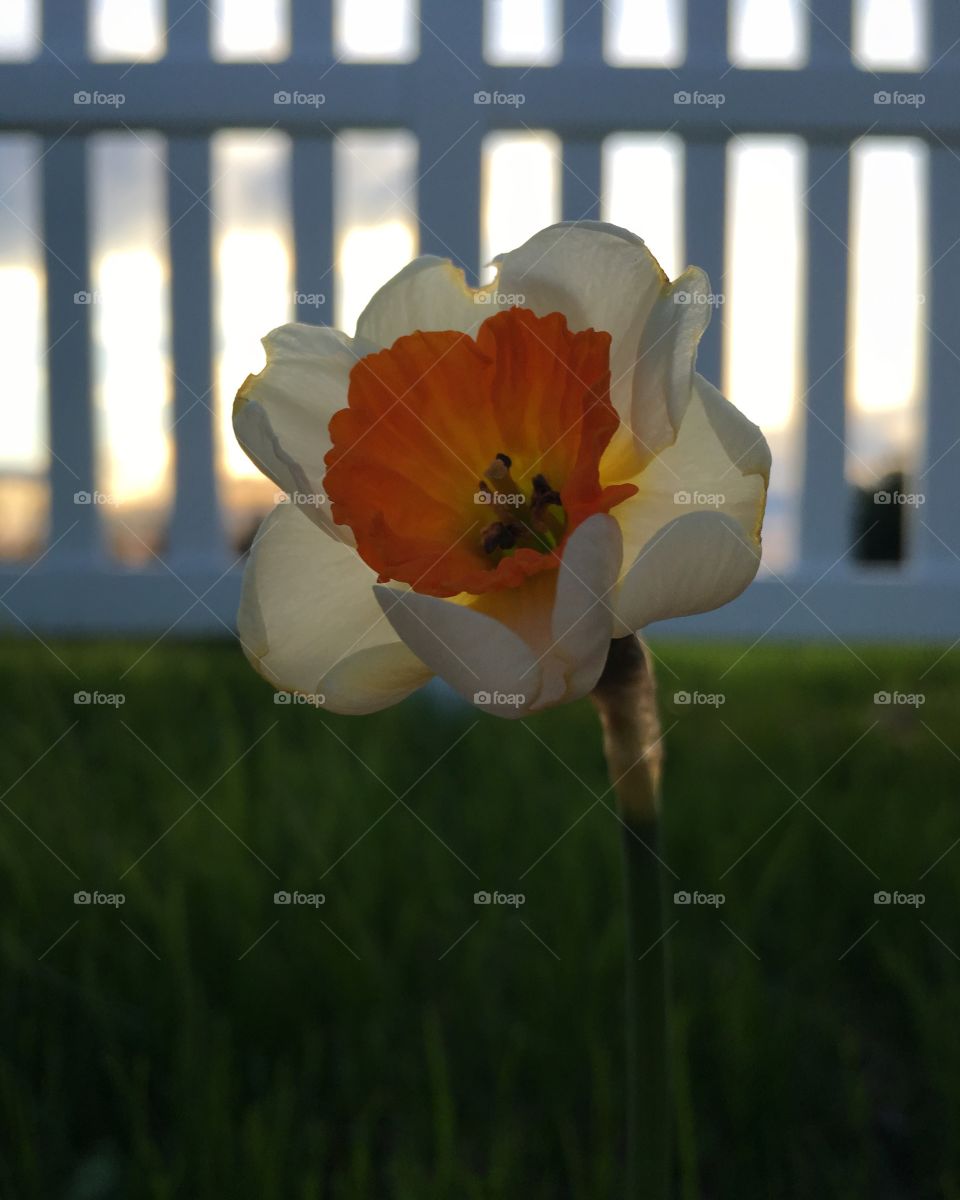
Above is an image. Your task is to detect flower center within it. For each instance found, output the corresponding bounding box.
[477,454,567,559]
[323,307,637,598]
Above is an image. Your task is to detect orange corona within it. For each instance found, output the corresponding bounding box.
[323,307,637,597]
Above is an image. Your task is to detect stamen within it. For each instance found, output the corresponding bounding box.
[483,452,524,506]
[532,473,562,508]
[479,461,568,559]
[480,520,523,554]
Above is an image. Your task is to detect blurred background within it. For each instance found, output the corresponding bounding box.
[2,3,960,1198]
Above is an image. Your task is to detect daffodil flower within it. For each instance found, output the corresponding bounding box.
[234,222,769,717]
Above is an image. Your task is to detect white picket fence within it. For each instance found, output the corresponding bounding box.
[1,0,959,640]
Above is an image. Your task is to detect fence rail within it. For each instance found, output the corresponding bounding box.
[1,0,959,640]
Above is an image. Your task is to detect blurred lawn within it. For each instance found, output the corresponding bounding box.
[1,639,958,1199]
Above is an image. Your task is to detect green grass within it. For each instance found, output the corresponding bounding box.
[1,638,959,1199]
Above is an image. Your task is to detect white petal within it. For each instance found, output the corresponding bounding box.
[615,372,769,568]
[239,503,432,714]
[356,256,506,348]
[629,269,713,464]
[233,323,376,540]
[614,512,762,633]
[544,514,623,704]
[373,514,622,717]
[374,584,543,718]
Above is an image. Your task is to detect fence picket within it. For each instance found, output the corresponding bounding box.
[683,141,726,388]
[416,0,484,280]
[293,137,335,326]
[166,135,227,567]
[798,143,852,570]
[916,143,960,571]
[42,134,100,561]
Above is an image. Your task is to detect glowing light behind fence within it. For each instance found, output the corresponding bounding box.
[334,0,418,62]
[729,0,805,67]
[90,134,170,518]
[211,0,288,62]
[602,134,683,282]
[481,133,560,284]
[604,0,684,67]
[334,132,419,334]
[853,0,928,70]
[848,138,927,480]
[211,132,293,484]
[90,0,164,61]
[485,0,560,66]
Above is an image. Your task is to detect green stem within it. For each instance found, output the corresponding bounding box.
[592,636,672,1200]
